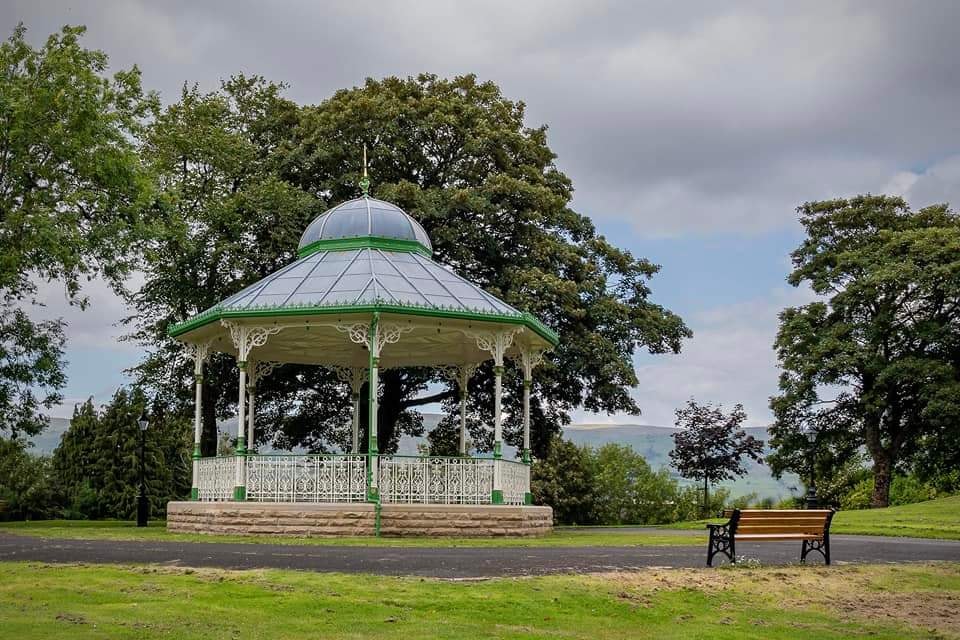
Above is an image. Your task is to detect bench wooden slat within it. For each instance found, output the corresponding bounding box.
[707,508,835,567]
[736,533,823,540]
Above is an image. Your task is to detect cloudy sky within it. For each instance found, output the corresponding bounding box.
[7,1,960,427]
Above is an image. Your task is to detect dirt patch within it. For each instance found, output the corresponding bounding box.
[593,564,960,637]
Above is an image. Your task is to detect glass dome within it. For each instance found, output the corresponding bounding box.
[298,196,432,255]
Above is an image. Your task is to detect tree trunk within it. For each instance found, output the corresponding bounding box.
[703,476,710,518]
[871,452,892,508]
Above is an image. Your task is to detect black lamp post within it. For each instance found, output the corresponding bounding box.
[136,410,149,527]
[804,426,818,509]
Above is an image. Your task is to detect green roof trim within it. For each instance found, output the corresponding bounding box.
[167,301,559,346]
[297,236,432,259]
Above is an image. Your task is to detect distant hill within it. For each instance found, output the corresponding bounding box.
[564,423,800,502]
[34,413,799,501]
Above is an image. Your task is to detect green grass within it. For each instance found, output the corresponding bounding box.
[665,495,960,540]
[1,561,956,639]
[0,519,704,547]
[831,495,960,539]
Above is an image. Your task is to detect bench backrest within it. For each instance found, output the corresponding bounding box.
[732,509,833,536]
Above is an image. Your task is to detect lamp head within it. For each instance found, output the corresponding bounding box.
[138,410,149,432]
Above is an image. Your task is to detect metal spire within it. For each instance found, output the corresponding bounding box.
[359,144,370,197]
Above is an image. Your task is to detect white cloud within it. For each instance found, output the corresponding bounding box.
[577,286,816,427]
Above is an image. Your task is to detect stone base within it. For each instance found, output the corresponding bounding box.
[166,501,553,538]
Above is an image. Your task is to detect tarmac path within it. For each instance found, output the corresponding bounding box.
[1,532,958,577]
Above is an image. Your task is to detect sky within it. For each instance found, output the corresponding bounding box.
[7,0,960,428]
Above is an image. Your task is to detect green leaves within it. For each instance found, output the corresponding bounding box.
[770,196,960,506]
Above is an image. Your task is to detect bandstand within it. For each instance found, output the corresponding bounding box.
[165,186,556,537]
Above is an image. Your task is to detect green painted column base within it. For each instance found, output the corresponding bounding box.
[491,489,504,504]
[190,487,199,501]
[524,492,533,505]
[233,486,246,501]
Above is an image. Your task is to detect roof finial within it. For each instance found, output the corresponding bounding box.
[359,144,370,197]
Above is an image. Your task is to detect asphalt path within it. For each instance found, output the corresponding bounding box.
[2,532,958,577]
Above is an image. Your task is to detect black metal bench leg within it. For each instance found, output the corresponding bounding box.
[800,540,809,563]
[824,536,830,566]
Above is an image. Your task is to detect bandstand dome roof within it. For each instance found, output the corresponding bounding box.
[169,193,557,367]
[299,196,432,256]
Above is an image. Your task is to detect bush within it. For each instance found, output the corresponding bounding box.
[533,437,733,525]
[841,473,940,510]
[0,438,60,520]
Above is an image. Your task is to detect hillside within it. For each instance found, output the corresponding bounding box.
[564,423,799,502]
[35,414,799,501]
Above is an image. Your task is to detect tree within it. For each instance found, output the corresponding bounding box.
[52,390,191,519]
[669,400,764,516]
[769,195,960,507]
[0,24,156,437]
[127,76,322,455]
[589,443,678,525]
[132,73,690,457]
[530,436,596,525]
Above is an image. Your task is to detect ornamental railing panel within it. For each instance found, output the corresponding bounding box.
[196,456,234,502]
[246,454,367,503]
[500,459,530,505]
[378,456,495,505]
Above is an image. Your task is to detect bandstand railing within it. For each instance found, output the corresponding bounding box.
[195,454,530,506]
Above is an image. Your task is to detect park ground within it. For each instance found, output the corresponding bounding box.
[1,561,958,639]
[2,496,959,638]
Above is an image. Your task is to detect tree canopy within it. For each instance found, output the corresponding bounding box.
[669,399,764,514]
[130,73,690,457]
[0,24,155,438]
[768,195,960,507]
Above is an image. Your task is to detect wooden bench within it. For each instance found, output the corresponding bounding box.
[706,509,835,566]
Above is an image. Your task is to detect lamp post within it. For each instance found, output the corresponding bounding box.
[804,426,818,509]
[137,410,149,527]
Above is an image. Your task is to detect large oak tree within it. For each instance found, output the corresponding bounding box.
[131,74,690,457]
[768,195,960,507]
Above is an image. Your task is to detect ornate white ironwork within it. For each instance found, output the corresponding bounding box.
[222,321,284,360]
[186,340,212,375]
[246,455,367,503]
[378,456,495,505]
[336,322,371,349]
[193,454,530,505]
[196,456,235,502]
[500,459,530,506]
[513,347,548,380]
[331,365,369,392]
[464,327,524,365]
[246,359,282,388]
[377,322,414,354]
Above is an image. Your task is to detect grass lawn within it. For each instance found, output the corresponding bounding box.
[666,495,960,540]
[1,561,957,639]
[0,519,704,547]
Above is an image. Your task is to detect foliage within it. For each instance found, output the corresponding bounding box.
[130,73,689,457]
[51,390,191,519]
[126,76,323,455]
[0,307,66,438]
[669,399,764,514]
[841,474,941,511]
[769,195,960,507]
[531,436,596,525]
[533,437,724,525]
[589,443,680,525]
[0,438,60,520]
[0,24,156,439]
